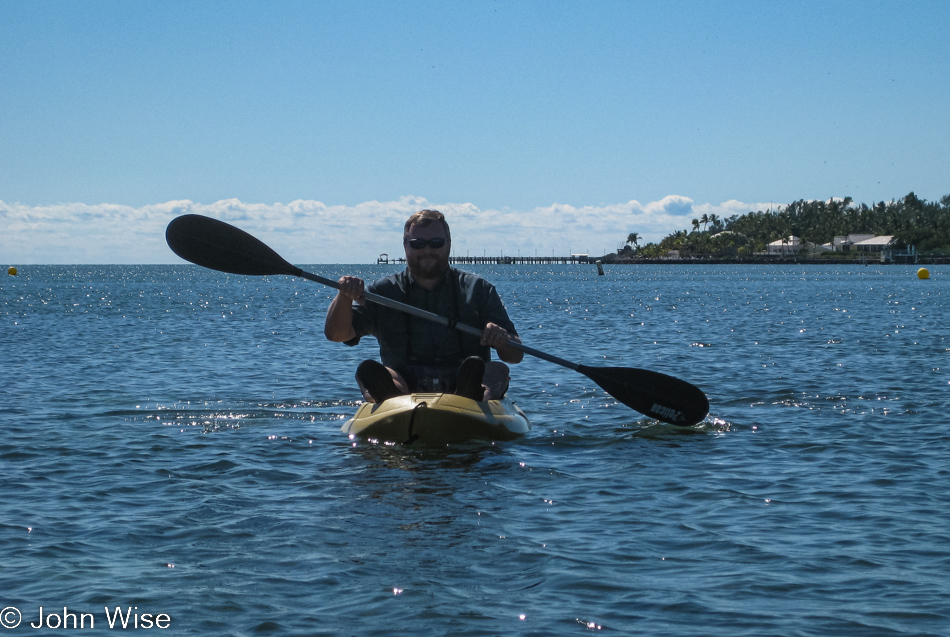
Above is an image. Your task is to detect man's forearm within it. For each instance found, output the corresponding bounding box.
[325,293,357,342]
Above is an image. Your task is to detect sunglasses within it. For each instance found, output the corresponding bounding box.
[406,237,447,250]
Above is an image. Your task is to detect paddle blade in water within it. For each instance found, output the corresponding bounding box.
[579,365,709,426]
[165,214,301,276]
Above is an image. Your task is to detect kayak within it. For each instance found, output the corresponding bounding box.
[341,393,531,444]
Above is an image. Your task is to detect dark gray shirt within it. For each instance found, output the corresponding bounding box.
[347,268,517,375]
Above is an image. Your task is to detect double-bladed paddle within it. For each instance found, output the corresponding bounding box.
[165,214,709,426]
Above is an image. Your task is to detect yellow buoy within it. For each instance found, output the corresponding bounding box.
[7,266,16,276]
[917,268,930,280]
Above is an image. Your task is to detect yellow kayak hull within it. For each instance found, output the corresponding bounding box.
[341,393,531,444]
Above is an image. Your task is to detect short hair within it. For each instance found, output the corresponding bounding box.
[404,209,451,243]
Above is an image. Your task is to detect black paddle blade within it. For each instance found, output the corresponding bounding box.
[580,365,709,426]
[165,214,301,277]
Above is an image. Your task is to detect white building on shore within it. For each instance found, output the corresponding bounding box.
[826,234,895,252]
[767,234,896,255]
[767,236,834,255]
[848,235,895,252]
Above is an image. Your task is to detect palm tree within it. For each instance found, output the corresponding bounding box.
[700,213,710,231]
[626,232,640,250]
[691,218,700,232]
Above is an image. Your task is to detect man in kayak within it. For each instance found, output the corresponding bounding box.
[325,209,523,403]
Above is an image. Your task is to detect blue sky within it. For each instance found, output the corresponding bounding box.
[2,0,948,264]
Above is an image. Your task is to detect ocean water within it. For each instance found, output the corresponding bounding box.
[2,264,948,636]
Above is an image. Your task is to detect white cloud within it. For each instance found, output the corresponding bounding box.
[644,195,695,217]
[0,196,773,264]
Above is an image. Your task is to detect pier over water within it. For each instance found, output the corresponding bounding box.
[377,253,592,265]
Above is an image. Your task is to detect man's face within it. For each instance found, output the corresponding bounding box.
[404,222,451,280]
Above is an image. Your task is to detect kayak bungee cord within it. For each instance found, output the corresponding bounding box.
[404,402,427,445]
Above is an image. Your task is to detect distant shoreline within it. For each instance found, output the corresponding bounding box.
[602,256,949,265]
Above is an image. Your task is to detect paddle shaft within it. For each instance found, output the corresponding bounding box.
[294,267,578,370]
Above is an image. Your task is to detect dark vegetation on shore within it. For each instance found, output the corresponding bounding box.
[620,192,950,261]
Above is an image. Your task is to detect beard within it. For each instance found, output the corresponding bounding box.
[407,250,450,281]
